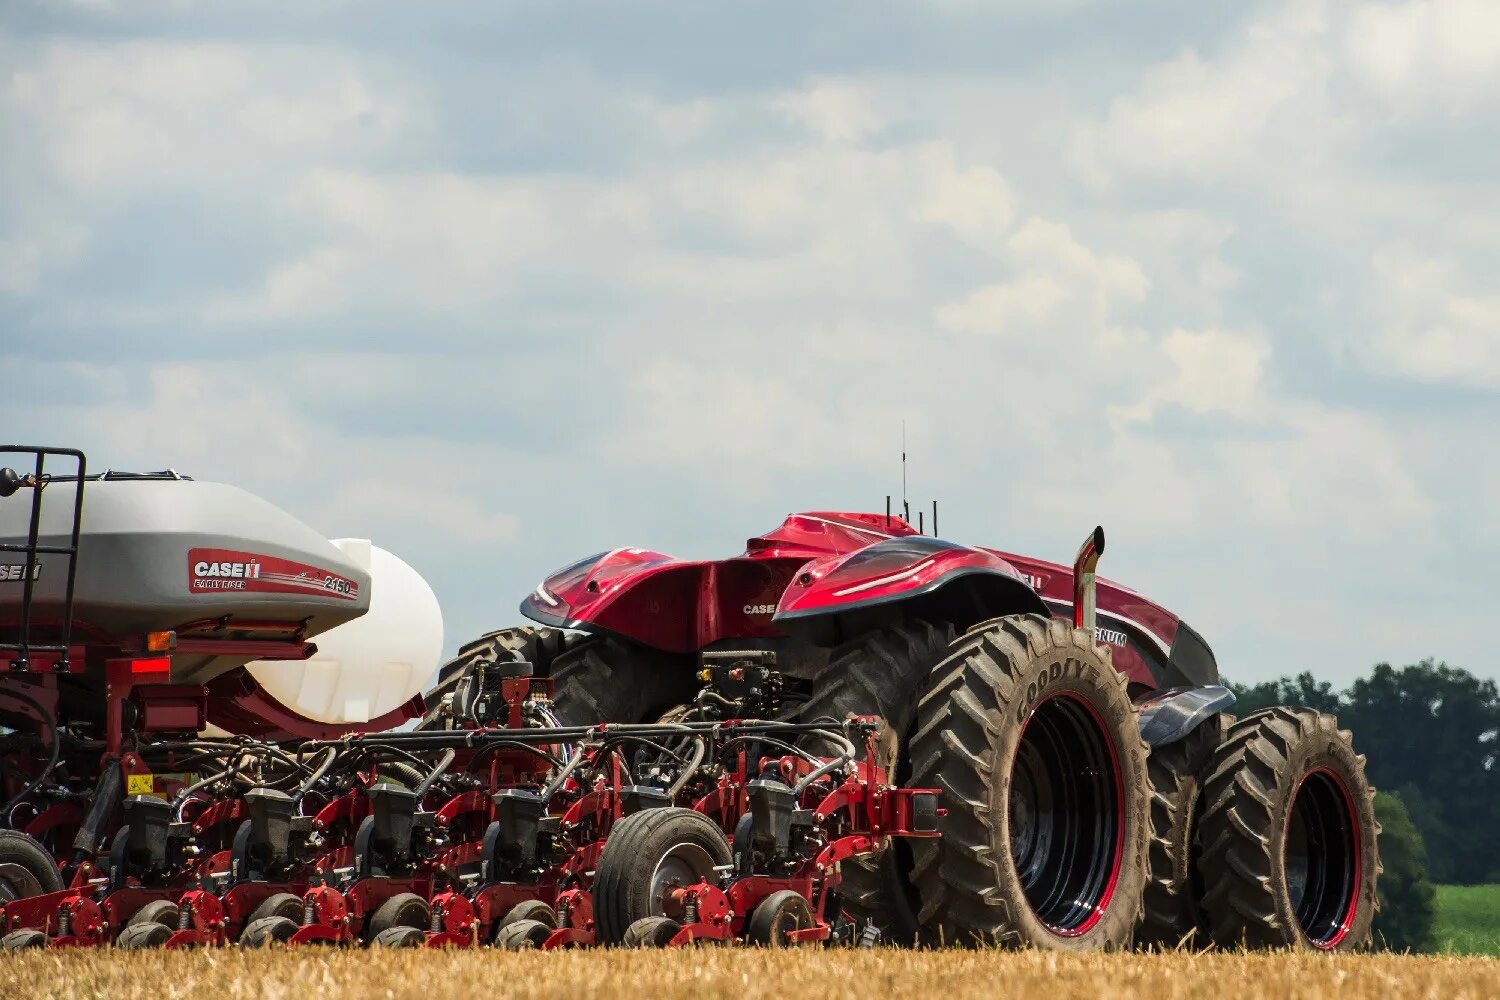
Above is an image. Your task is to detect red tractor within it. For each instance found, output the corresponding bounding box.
[432,509,1380,950]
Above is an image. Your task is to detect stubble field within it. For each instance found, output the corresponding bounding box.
[2,948,1497,1000]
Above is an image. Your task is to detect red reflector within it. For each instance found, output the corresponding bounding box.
[130,657,171,678]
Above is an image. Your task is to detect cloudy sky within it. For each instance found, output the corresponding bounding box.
[4,0,1497,685]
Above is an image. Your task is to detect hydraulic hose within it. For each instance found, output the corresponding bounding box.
[412,749,456,798]
[0,690,61,817]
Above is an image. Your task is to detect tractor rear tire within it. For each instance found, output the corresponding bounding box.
[909,614,1149,950]
[592,807,732,944]
[0,829,64,902]
[1196,707,1379,950]
[1138,719,1224,950]
[241,915,299,947]
[548,637,697,727]
[364,892,430,943]
[797,620,954,943]
[420,626,579,728]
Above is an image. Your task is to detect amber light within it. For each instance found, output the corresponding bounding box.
[144,631,177,653]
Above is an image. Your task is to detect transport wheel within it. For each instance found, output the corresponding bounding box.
[127,899,181,929]
[116,921,173,949]
[745,890,814,946]
[548,637,697,727]
[1,929,48,950]
[493,918,551,950]
[621,916,682,948]
[364,892,430,943]
[1196,707,1379,950]
[499,899,557,930]
[241,916,300,947]
[592,807,732,944]
[1138,719,1223,950]
[797,620,955,944]
[247,892,304,925]
[0,829,65,902]
[909,614,1149,949]
[419,625,579,729]
[372,925,427,948]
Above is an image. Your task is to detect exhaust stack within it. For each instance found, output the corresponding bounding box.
[1073,526,1105,636]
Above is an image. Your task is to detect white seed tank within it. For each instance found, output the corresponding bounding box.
[247,539,444,725]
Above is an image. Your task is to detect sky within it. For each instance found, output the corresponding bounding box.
[3,0,1497,686]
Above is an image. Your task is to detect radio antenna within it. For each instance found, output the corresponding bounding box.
[901,421,910,525]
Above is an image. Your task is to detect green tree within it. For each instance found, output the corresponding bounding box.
[1372,790,1437,952]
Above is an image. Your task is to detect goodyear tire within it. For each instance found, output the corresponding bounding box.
[909,614,1149,949]
[1197,707,1379,950]
[420,625,579,729]
[0,829,64,903]
[1138,719,1224,949]
[548,636,697,727]
[797,620,954,943]
[592,807,732,944]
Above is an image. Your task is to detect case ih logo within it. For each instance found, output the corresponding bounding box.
[187,548,359,601]
[742,604,777,616]
[0,564,41,582]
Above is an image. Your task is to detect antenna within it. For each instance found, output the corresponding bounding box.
[901,421,909,525]
[933,500,938,538]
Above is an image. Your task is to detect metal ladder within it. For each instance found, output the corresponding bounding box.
[0,446,86,672]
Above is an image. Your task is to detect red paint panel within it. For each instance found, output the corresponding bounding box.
[187,548,359,601]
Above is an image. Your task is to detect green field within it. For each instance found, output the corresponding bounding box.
[1436,885,1500,956]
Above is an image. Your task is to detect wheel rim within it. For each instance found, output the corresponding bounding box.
[1007,690,1124,936]
[0,862,44,902]
[649,842,716,918]
[1285,767,1359,948]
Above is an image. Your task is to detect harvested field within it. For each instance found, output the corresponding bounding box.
[2,949,1496,1000]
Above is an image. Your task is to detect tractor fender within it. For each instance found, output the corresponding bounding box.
[772,536,1048,646]
[1134,684,1236,747]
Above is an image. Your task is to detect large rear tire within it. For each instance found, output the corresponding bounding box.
[1196,707,1379,950]
[548,636,696,727]
[909,614,1149,949]
[797,619,954,943]
[420,626,578,728]
[1138,719,1223,949]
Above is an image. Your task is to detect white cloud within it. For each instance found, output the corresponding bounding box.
[1344,0,1500,109]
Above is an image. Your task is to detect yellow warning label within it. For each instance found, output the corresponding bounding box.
[126,774,154,795]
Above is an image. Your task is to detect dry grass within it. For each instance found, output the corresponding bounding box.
[2,949,1497,1000]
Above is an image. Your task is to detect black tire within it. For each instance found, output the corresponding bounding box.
[1197,707,1379,951]
[621,915,681,948]
[909,614,1150,949]
[1138,719,1224,949]
[592,807,732,944]
[797,620,954,943]
[420,625,579,728]
[493,918,551,950]
[241,915,299,947]
[248,892,304,925]
[0,829,64,903]
[0,929,47,950]
[499,899,557,931]
[549,637,697,727]
[127,899,181,930]
[116,921,172,949]
[372,925,427,948]
[364,892,430,943]
[745,889,814,946]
